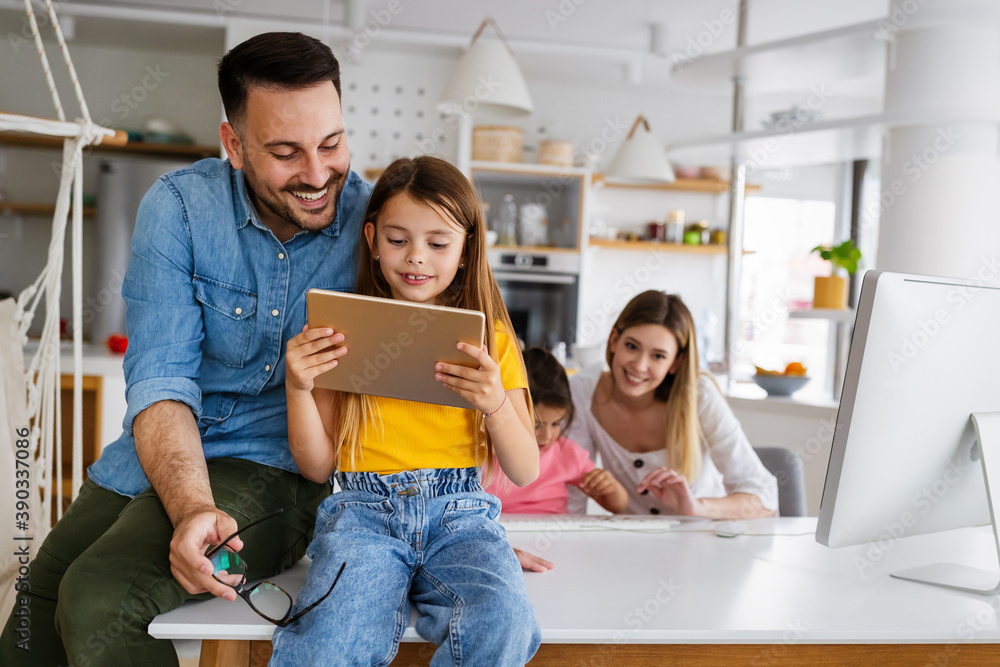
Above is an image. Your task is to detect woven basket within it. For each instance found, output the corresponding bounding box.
[538,139,573,167]
[472,125,523,163]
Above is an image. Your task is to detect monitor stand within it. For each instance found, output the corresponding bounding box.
[891,412,1000,595]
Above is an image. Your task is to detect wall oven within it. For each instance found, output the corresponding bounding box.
[489,249,579,350]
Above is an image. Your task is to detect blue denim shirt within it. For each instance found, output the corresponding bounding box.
[88,158,372,497]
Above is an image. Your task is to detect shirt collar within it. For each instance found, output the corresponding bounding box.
[233,165,344,238]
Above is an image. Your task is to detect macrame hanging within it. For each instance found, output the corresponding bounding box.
[0,0,125,620]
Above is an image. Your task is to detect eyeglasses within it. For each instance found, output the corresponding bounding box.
[204,508,344,627]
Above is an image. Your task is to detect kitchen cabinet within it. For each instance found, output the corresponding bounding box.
[470,162,588,349]
[23,342,127,524]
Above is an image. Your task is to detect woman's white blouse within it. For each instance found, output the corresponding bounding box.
[566,365,778,515]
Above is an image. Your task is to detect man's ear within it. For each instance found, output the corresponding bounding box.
[220,122,244,170]
[364,221,376,254]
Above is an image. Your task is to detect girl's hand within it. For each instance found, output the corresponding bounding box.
[285,324,347,393]
[435,343,505,413]
[636,466,703,516]
[514,547,554,573]
[578,468,616,499]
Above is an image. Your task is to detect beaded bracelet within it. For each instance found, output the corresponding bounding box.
[484,393,507,418]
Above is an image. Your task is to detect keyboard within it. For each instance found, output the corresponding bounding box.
[499,514,680,533]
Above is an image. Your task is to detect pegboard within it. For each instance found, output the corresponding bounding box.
[339,49,460,177]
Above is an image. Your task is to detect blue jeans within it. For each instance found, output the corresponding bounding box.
[270,468,541,666]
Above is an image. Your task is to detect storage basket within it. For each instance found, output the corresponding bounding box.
[537,139,573,167]
[472,125,523,163]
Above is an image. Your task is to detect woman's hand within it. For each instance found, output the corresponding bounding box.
[285,324,346,393]
[435,343,505,413]
[636,466,703,516]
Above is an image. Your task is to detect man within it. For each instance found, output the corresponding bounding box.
[1,32,371,666]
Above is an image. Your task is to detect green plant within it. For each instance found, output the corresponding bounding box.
[811,240,861,276]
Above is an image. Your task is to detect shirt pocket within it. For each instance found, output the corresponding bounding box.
[193,276,257,368]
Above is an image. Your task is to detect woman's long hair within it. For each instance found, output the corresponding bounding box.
[604,291,703,481]
[333,156,530,478]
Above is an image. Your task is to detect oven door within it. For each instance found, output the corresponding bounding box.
[492,270,578,349]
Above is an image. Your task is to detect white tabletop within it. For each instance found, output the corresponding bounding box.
[149,517,1000,644]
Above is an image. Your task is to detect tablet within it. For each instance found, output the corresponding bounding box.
[305,289,486,409]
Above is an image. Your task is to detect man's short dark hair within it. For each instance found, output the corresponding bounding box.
[218,32,342,132]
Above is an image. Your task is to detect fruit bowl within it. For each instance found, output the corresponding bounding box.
[753,374,809,397]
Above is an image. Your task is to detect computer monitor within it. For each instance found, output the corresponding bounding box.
[817,270,1000,594]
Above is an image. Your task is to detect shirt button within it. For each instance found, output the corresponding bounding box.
[634,459,644,468]
[265,364,271,372]
[278,253,285,260]
[650,507,660,515]
[271,309,279,317]
[234,307,242,315]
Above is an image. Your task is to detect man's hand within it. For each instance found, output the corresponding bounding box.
[514,547,554,573]
[169,508,244,601]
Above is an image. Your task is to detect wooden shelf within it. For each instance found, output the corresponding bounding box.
[488,244,579,254]
[0,131,218,159]
[470,160,590,178]
[588,239,755,255]
[591,173,760,194]
[589,239,723,254]
[1,202,95,219]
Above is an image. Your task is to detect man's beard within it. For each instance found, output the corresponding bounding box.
[242,159,348,233]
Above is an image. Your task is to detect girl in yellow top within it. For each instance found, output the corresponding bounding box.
[270,156,541,666]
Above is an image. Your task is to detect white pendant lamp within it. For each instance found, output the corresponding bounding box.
[438,17,533,117]
[605,115,675,184]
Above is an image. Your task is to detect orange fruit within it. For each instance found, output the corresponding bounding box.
[784,362,807,376]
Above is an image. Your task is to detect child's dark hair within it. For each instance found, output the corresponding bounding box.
[523,347,575,435]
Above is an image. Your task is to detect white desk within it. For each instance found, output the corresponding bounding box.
[150,518,1000,666]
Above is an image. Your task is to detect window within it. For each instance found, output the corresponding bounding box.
[736,196,838,398]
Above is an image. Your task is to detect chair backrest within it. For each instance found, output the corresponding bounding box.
[753,447,807,517]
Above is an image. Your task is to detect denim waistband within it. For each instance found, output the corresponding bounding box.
[336,467,482,498]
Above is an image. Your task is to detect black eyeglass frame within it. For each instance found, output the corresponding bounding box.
[204,508,344,628]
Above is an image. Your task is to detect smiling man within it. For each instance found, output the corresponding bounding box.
[0,32,372,666]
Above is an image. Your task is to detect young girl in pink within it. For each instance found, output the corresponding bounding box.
[487,348,627,514]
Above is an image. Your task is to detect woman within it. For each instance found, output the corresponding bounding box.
[567,291,777,518]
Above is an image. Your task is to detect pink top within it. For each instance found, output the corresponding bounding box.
[486,436,596,514]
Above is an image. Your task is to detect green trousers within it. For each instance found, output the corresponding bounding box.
[0,458,330,666]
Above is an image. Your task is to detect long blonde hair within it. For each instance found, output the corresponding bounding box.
[334,156,530,477]
[605,291,703,481]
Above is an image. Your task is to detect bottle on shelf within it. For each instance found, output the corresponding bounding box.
[666,209,685,244]
[496,193,518,246]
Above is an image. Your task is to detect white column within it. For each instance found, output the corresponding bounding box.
[877,0,1000,285]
